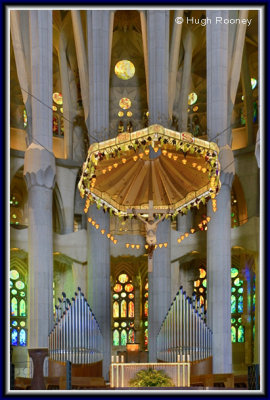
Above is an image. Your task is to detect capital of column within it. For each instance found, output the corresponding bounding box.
[219,144,235,188]
[23,143,56,190]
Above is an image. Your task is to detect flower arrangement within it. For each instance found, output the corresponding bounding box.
[129,368,174,387]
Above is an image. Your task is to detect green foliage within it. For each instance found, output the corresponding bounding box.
[129,368,174,387]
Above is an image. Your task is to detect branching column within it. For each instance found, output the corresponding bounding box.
[23,10,55,388]
[86,10,112,381]
[206,10,235,373]
[146,11,171,363]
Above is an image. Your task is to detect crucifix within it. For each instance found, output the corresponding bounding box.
[133,200,166,272]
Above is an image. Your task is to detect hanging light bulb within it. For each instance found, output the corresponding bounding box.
[159,243,163,248]
[133,155,138,162]
[110,236,114,241]
[125,243,130,248]
[107,233,111,239]
[202,167,207,173]
[162,150,167,156]
[177,238,181,243]
[108,166,112,171]
[91,220,96,226]
[197,165,202,171]
[168,153,172,159]
[185,232,189,238]
[101,229,105,234]
[102,169,107,174]
[182,159,187,165]
[173,155,178,161]
[88,217,92,222]
[136,244,140,249]
[181,235,185,240]
[206,216,211,222]
[139,153,144,159]
[95,224,99,229]
[154,145,159,152]
[113,163,118,168]
[155,244,158,249]
[205,226,208,231]
[190,228,195,234]
[198,223,203,229]
[145,244,149,249]
[122,158,127,164]
[192,162,197,168]
[145,149,150,156]
[164,243,168,248]
[131,244,135,249]
[114,239,117,244]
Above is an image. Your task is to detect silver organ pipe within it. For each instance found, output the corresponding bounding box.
[157,285,212,363]
[48,287,103,364]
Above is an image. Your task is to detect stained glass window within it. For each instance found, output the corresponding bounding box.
[115,60,135,80]
[23,109,27,128]
[193,265,207,311]
[119,98,131,110]
[10,267,27,347]
[112,272,135,346]
[143,279,149,349]
[231,267,244,343]
[251,78,257,90]
[144,328,148,347]
[144,300,148,317]
[52,93,64,137]
[188,92,197,105]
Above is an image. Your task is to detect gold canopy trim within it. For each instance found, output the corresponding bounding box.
[78,125,221,218]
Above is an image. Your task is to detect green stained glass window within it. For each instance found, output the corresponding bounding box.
[10,270,19,280]
[231,326,236,343]
[20,292,25,297]
[238,325,244,342]
[10,280,13,288]
[11,297,17,316]
[231,318,236,324]
[121,330,127,346]
[20,321,26,327]
[202,279,207,288]
[231,295,236,313]
[231,268,238,278]
[231,287,236,293]
[121,322,127,327]
[144,321,148,327]
[113,329,119,346]
[23,109,27,128]
[11,289,17,295]
[15,281,25,290]
[238,296,243,313]
[20,299,26,316]
[144,328,148,346]
[234,278,243,287]
[113,294,119,299]
[238,288,243,294]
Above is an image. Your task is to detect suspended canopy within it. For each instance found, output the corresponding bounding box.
[78,125,221,218]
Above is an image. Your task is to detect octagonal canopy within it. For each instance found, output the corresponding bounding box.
[78,125,221,218]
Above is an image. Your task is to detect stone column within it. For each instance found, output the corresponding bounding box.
[86,10,112,381]
[146,10,171,363]
[206,11,235,374]
[23,9,54,389]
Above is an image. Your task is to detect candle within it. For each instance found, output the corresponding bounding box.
[121,355,124,363]
[111,355,114,363]
[116,355,119,363]
[177,354,180,363]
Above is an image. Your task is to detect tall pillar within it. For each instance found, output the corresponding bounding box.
[86,10,112,381]
[206,10,235,373]
[146,10,171,362]
[23,10,55,387]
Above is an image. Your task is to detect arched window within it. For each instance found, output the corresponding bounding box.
[52,92,64,137]
[112,273,135,346]
[231,267,244,343]
[10,269,27,346]
[142,279,148,349]
[193,266,207,311]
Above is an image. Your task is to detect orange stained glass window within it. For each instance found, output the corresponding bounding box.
[114,284,122,293]
[121,300,127,318]
[144,300,148,317]
[194,280,200,288]
[53,92,63,105]
[125,284,134,292]
[119,98,131,110]
[128,301,134,318]
[199,268,206,279]
[113,301,119,318]
[145,282,148,290]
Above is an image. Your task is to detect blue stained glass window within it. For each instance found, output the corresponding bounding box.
[231,295,236,313]
[238,325,244,343]
[238,295,243,313]
[12,321,17,326]
[11,329,18,346]
[121,329,127,346]
[19,329,26,346]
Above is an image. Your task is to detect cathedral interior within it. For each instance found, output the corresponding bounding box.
[9,7,261,392]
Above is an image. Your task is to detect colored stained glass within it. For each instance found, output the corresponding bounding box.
[231,267,238,278]
[199,268,206,278]
[121,300,127,318]
[145,282,148,290]
[23,110,27,128]
[20,299,26,316]
[115,60,135,80]
[20,292,25,297]
[60,117,64,135]
[10,280,13,288]
[60,107,63,113]
[19,329,26,346]
[128,329,135,343]
[128,301,134,318]
[238,296,243,313]
[121,293,127,298]
[121,322,127,327]
[113,329,119,346]
[12,321,17,326]
[11,298,17,316]
[231,326,236,343]
[251,78,257,90]
[238,288,243,294]
[11,289,17,295]
[53,116,59,133]
[144,293,148,298]
[200,295,204,305]
[128,294,134,299]
[16,281,25,290]
[119,98,131,110]
[113,301,119,318]
[125,284,134,292]
[231,287,236,293]
[114,322,119,327]
[10,270,19,280]
[118,111,124,117]
[121,330,127,346]
[202,279,207,288]
[144,328,148,346]
[199,288,204,293]
[144,300,148,317]
[53,92,63,105]
[238,317,242,323]
[234,278,242,287]
[144,321,148,327]
[118,274,129,284]
[127,111,133,117]
[113,294,119,299]
[238,325,244,342]
[11,329,18,346]
[188,92,197,105]
[52,105,57,111]
[231,318,236,324]
[194,280,200,288]
[193,106,199,112]
[20,321,26,327]
[231,295,236,313]
[129,322,134,327]
[114,284,122,292]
